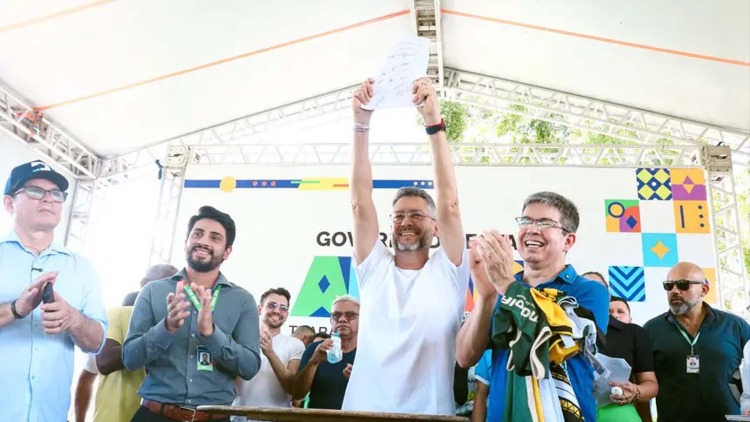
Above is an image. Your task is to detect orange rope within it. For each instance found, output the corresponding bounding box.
[442,9,750,67]
[36,9,410,110]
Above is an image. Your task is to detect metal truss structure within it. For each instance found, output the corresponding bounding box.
[703,146,750,313]
[184,142,702,167]
[442,69,750,167]
[1,67,748,313]
[0,86,100,179]
[410,0,443,86]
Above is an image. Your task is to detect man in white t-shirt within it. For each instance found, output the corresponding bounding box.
[232,288,305,421]
[343,77,470,415]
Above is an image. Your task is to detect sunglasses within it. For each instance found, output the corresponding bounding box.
[662,279,704,291]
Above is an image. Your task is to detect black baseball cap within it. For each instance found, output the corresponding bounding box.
[4,160,69,195]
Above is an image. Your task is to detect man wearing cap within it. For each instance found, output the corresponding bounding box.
[0,160,108,422]
[644,261,750,422]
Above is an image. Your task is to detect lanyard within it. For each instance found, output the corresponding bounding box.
[184,284,222,311]
[676,326,701,355]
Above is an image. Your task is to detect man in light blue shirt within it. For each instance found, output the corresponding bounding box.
[0,160,107,422]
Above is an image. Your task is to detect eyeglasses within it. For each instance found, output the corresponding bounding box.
[330,311,359,322]
[14,186,68,203]
[390,211,435,224]
[662,279,704,291]
[265,302,289,312]
[515,217,570,232]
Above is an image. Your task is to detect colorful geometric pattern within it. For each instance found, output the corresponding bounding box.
[637,168,672,200]
[185,178,435,191]
[605,199,641,233]
[673,200,711,233]
[608,266,646,302]
[671,169,707,201]
[291,256,359,318]
[642,233,679,267]
[464,260,524,312]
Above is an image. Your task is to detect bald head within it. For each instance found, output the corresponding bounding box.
[667,262,706,284]
[141,263,179,288]
[666,262,708,316]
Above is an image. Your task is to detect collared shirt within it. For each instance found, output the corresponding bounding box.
[486,264,610,422]
[123,270,261,407]
[0,231,107,422]
[644,304,750,422]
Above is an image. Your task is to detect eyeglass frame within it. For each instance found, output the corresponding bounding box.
[514,216,571,233]
[13,186,68,203]
[389,210,436,224]
[330,311,359,322]
[264,302,289,312]
[662,279,705,291]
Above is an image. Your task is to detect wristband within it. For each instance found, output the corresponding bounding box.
[11,299,25,319]
[425,118,445,135]
[354,123,369,132]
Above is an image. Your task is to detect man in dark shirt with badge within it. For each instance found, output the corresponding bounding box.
[123,206,261,422]
[644,261,750,422]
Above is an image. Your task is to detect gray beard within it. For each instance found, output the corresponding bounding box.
[395,235,430,252]
[669,297,701,316]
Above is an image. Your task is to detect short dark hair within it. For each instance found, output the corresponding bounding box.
[122,291,139,306]
[294,325,315,335]
[392,187,436,216]
[581,271,607,287]
[314,332,331,340]
[260,287,291,305]
[610,296,631,312]
[522,191,580,233]
[187,206,236,248]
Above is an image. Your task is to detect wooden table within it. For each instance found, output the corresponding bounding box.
[196,406,470,422]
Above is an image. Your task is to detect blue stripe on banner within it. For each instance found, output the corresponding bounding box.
[183,179,435,189]
[184,180,220,188]
[235,180,299,188]
[373,180,434,189]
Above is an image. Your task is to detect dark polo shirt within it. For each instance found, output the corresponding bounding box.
[644,304,750,422]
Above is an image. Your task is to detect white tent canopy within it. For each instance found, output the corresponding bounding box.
[1,0,748,159]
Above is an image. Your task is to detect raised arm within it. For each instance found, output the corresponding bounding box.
[350,79,379,265]
[413,78,464,265]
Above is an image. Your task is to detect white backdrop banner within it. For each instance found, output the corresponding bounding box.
[172,165,716,330]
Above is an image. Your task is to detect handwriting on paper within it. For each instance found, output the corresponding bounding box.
[361,36,429,110]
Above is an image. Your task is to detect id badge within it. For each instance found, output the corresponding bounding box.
[197,346,213,371]
[686,355,700,374]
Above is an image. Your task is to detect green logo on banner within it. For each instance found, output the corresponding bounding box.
[291,256,359,317]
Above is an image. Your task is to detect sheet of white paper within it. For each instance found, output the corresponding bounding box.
[361,36,430,110]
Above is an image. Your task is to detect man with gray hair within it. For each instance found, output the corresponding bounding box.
[345,78,469,415]
[644,261,750,422]
[456,191,610,422]
[293,296,359,409]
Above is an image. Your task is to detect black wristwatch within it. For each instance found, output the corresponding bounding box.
[11,300,25,319]
[425,118,446,135]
